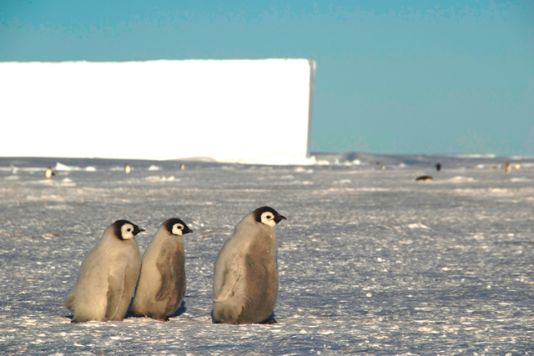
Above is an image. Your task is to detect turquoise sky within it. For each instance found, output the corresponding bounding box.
[1,0,533,156]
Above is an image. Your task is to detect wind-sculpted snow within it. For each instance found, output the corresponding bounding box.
[0,157,532,354]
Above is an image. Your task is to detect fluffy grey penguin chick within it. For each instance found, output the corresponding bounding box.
[64,220,143,323]
[212,206,286,324]
[131,218,193,320]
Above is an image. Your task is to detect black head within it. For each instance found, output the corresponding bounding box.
[253,206,287,227]
[164,218,193,236]
[112,219,144,240]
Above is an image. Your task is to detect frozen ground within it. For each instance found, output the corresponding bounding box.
[0,155,533,354]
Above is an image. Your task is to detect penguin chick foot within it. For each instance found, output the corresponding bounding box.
[147,315,169,322]
[260,317,277,324]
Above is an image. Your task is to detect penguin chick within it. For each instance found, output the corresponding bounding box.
[64,220,143,323]
[131,218,193,321]
[44,166,55,179]
[415,175,433,182]
[212,206,286,324]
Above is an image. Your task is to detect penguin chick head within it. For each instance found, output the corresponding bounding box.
[164,218,193,236]
[253,206,287,227]
[113,220,144,240]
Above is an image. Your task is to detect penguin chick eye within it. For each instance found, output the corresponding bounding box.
[171,223,184,235]
[260,212,276,227]
[120,223,135,240]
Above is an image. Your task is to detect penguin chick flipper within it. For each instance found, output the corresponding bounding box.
[214,263,242,302]
[155,250,177,304]
[105,273,125,321]
[171,250,186,304]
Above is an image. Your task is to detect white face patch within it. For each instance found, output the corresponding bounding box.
[171,223,184,236]
[260,212,276,227]
[121,223,135,240]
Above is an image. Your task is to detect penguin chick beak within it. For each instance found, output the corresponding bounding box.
[134,226,145,235]
[275,215,287,223]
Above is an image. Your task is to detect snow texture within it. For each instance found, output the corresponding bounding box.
[0,155,533,354]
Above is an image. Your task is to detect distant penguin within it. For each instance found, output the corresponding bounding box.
[131,218,193,321]
[44,166,55,179]
[212,206,286,324]
[180,163,186,171]
[435,163,442,172]
[64,220,144,322]
[416,175,433,182]
[124,164,132,174]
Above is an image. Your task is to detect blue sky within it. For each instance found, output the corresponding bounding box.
[1,0,533,156]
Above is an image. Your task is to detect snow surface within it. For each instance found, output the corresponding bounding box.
[0,155,533,354]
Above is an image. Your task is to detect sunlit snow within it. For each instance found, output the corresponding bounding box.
[0,154,532,354]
